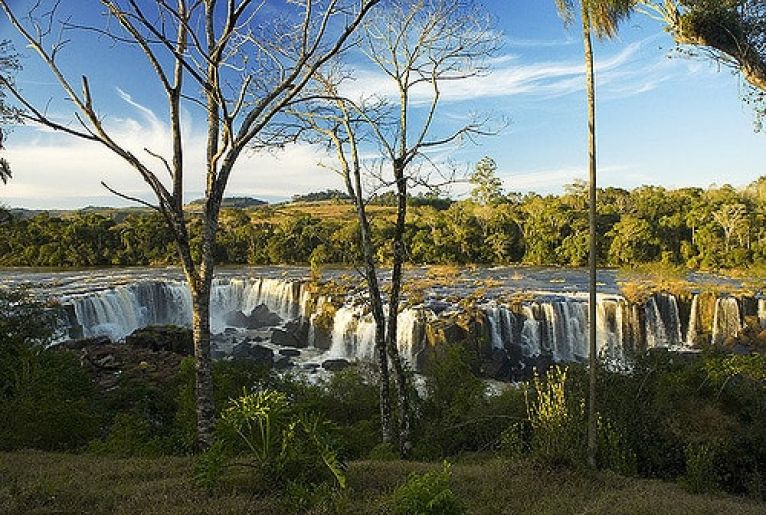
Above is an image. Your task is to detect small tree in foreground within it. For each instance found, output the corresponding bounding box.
[293,0,500,454]
[0,0,382,449]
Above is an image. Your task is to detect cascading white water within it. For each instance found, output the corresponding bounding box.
[759,298,766,330]
[484,297,630,362]
[64,277,309,340]
[712,297,741,345]
[686,294,699,346]
[68,281,192,341]
[596,298,625,362]
[327,305,427,366]
[643,294,683,348]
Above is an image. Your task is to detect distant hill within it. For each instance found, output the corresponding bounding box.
[291,189,351,203]
[187,197,267,209]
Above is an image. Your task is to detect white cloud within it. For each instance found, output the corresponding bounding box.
[2,90,340,209]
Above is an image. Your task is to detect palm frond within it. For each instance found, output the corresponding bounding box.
[556,0,576,25]
[585,0,637,39]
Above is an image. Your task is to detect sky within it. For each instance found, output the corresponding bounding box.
[0,0,764,210]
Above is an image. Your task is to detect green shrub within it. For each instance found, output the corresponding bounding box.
[499,422,528,460]
[0,289,98,451]
[388,461,464,515]
[682,443,718,494]
[198,388,347,493]
[526,366,586,467]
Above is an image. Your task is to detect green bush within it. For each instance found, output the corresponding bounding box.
[198,388,347,493]
[0,350,100,451]
[388,461,464,515]
[526,366,586,467]
[0,289,99,451]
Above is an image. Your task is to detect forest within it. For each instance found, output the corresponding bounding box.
[2,177,765,270]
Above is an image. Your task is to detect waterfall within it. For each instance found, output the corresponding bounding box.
[68,281,192,341]
[485,306,507,350]
[481,298,596,361]
[643,294,682,348]
[63,277,309,341]
[686,294,699,346]
[597,298,625,362]
[759,298,766,330]
[327,305,426,366]
[712,297,741,345]
[329,305,364,358]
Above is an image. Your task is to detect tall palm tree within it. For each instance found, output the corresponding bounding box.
[555,0,634,468]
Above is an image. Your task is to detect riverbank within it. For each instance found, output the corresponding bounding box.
[2,451,764,514]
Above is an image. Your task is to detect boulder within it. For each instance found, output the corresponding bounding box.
[284,317,311,347]
[302,362,321,371]
[274,355,294,370]
[58,335,112,350]
[279,348,301,357]
[223,304,282,329]
[125,325,193,355]
[250,304,283,327]
[230,342,274,366]
[322,358,351,371]
[484,348,511,381]
[271,328,306,348]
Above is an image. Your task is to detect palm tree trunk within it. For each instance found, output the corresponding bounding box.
[581,5,598,470]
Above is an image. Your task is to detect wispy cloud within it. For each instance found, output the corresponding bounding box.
[341,38,668,104]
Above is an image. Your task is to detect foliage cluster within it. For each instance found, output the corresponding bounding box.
[388,461,464,515]
[499,353,766,500]
[4,180,765,269]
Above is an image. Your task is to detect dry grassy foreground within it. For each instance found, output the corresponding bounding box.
[1,451,764,514]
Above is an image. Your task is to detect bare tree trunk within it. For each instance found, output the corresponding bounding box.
[582,7,598,470]
[386,161,412,457]
[350,175,393,443]
[190,281,215,450]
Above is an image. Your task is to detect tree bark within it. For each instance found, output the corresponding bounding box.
[581,6,598,470]
[190,281,216,451]
[386,160,412,457]
[349,168,393,443]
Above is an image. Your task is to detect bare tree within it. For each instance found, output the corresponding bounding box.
[712,203,749,251]
[0,0,381,449]
[292,0,500,455]
[0,39,21,185]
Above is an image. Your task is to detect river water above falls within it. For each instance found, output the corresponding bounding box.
[1,266,764,378]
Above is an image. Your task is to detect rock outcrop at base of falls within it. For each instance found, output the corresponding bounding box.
[125,325,193,355]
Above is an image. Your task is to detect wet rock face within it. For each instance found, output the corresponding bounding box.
[230,342,274,366]
[270,328,306,348]
[125,325,193,355]
[223,304,282,329]
[322,358,351,371]
[58,335,112,350]
[484,348,511,381]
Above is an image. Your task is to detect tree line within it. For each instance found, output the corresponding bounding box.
[2,177,764,270]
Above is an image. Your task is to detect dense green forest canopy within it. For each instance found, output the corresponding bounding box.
[1,178,765,269]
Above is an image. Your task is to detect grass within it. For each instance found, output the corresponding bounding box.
[1,451,764,514]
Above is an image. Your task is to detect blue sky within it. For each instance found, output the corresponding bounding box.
[1,0,764,209]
